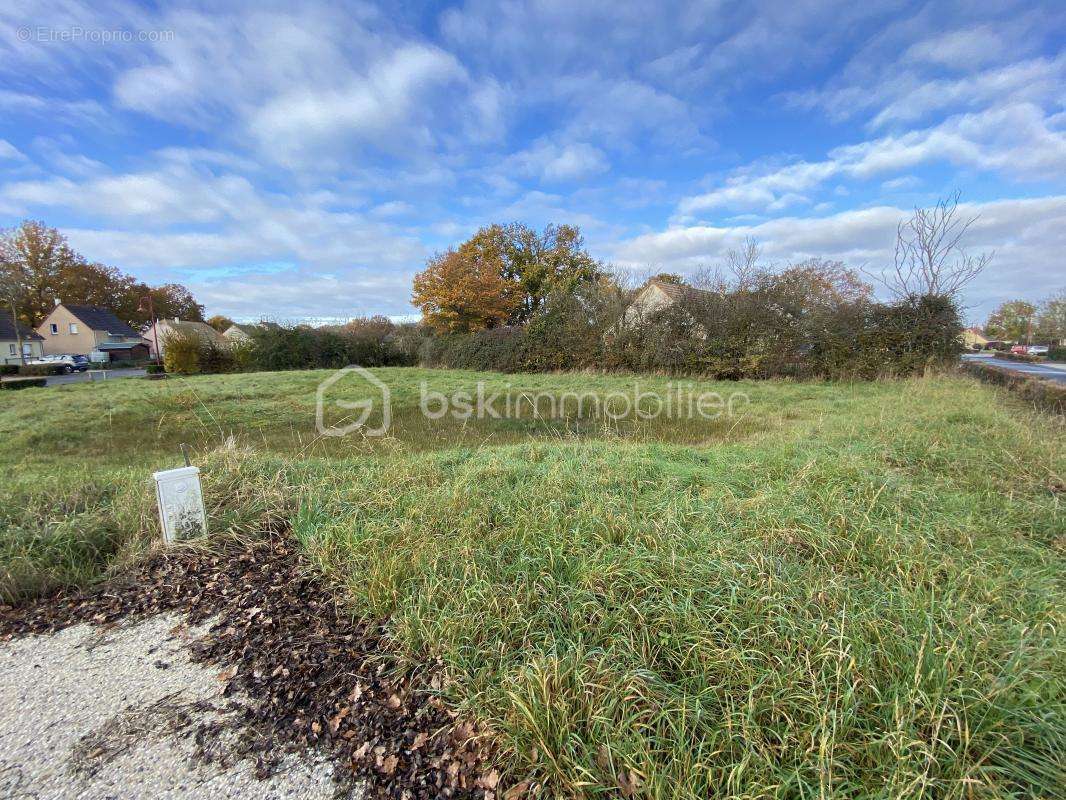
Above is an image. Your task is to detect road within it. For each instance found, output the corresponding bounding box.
[45,368,148,386]
[962,353,1066,384]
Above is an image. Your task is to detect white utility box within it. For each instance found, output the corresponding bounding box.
[153,466,207,543]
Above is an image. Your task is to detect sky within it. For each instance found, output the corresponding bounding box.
[0,0,1063,324]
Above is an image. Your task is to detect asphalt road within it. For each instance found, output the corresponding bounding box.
[44,368,148,386]
[962,353,1066,384]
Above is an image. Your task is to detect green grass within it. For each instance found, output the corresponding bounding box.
[1,368,1063,797]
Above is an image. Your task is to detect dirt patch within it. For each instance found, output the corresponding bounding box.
[0,535,517,800]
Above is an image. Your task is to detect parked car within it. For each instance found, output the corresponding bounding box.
[1010,345,1028,354]
[1027,345,1049,355]
[27,354,90,373]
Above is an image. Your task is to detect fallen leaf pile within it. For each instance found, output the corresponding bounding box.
[0,534,516,799]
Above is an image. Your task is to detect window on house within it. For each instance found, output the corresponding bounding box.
[69,323,78,334]
[50,323,58,334]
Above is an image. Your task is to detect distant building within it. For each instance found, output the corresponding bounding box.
[621,279,715,326]
[143,318,224,359]
[961,327,990,351]
[35,303,145,358]
[1,311,45,364]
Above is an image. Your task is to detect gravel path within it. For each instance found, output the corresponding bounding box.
[0,612,355,800]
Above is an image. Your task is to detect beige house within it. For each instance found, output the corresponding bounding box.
[36,304,145,357]
[961,327,990,350]
[622,279,713,326]
[1,311,45,365]
[223,323,257,343]
[144,318,224,358]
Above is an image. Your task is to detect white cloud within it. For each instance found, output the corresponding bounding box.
[679,103,1066,215]
[0,140,25,161]
[506,140,610,183]
[902,26,1007,69]
[615,196,1066,317]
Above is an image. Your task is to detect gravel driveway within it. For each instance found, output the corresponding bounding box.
[0,613,350,800]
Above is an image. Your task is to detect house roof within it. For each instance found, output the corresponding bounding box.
[644,279,716,303]
[63,305,141,337]
[96,341,149,350]
[0,311,44,341]
[155,319,223,340]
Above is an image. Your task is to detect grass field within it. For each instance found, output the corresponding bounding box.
[1,368,1063,797]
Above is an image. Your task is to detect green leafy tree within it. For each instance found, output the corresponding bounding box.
[1035,290,1066,342]
[986,300,1036,341]
[0,219,204,327]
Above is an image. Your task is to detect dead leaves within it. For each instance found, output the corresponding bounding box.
[1,533,515,800]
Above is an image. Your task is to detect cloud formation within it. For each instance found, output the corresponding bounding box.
[0,0,1063,321]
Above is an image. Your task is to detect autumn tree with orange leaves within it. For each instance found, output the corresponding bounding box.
[412,236,519,333]
[412,222,603,333]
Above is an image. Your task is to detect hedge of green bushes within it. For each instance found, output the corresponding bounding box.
[419,292,965,380]
[157,291,965,382]
[17,364,66,376]
[962,362,1066,414]
[0,377,47,390]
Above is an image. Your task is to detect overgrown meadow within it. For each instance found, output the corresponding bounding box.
[1,369,1062,798]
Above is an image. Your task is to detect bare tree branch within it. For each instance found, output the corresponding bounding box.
[873,191,993,300]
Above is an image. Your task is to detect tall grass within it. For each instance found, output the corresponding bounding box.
[1,369,1062,796]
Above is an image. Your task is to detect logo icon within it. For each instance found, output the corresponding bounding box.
[315,366,391,437]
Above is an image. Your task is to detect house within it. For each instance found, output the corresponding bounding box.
[621,279,714,326]
[144,318,224,358]
[961,327,990,351]
[1,311,45,365]
[35,303,146,360]
[223,323,255,343]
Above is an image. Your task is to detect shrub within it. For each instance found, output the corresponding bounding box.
[962,362,1066,414]
[245,320,411,372]
[145,364,165,374]
[0,365,17,375]
[1001,352,1044,363]
[18,364,65,376]
[0,377,47,390]
[1048,346,1066,362]
[162,330,203,374]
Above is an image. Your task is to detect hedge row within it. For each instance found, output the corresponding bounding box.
[419,294,965,380]
[17,364,66,376]
[999,352,1045,364]
[0,377,47,390]
[962,362,1066,414]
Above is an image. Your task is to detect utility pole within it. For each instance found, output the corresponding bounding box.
[7,295,26,367]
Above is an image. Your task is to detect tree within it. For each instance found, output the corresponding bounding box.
[986,300,1036,341]
[879,192,991,299]
[0,220,78,327]
[1035,290,1066,343]
[648,273,685,285]
[412,244,519,333]
[207,315,235,332]
[0,219,204,328]
[141,284,205,323]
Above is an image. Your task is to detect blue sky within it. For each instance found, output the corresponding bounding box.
[1,0,1063,323]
